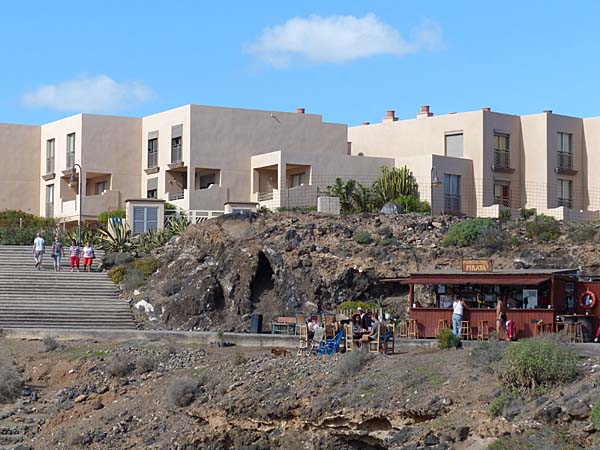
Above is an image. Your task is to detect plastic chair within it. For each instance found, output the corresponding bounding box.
[317,331,344,356]
[296,324,309,356]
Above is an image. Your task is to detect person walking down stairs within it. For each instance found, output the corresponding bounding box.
[51,237,64,272]
[82,242,95,272]
[32,232,45,270]
[69,240,81,272]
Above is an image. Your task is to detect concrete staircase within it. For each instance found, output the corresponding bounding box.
[0,246,135,329]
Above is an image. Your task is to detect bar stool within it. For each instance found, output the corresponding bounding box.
[534,321,553,336]
[436,319,449,336]
[407,319,419,339]
[555,322,565,333]
[460,321,473,340]
[565,322,584,343]
[477,320,489,340]
[398,321,409,338]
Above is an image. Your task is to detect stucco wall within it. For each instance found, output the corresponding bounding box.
[0,123,40,215]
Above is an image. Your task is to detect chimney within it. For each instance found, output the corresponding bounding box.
[417,105,433,119]
[296,107,305,114]
[362,121,370,126]
[482,107,491,112]
[544,109,552,114]
[382,110,398,123]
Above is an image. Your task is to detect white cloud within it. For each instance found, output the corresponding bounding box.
[245,13,443,67]
[22,75,155,112]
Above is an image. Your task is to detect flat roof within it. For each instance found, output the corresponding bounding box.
[407,268,577,276]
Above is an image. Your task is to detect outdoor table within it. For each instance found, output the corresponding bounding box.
[271,321,297,335]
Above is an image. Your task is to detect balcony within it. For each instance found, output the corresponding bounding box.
[171,144,182,164]
[558,197,572,208]
[556,151,577,175]
[444,194,461,214]
[168,190,185,201]
[60,190,121,221]
[491,150,515,173]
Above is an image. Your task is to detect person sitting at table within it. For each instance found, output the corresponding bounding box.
[351,314,363,340]
[362,311,373,331]
[362,313,382,343]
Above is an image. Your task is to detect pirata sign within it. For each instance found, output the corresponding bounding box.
[462,259,493,272]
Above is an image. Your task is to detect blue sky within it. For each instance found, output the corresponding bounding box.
[2,0,600,126]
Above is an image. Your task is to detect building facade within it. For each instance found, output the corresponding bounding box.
[0,105,391,221]
[348,106,600,220]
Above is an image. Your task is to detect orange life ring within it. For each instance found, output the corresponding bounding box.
[579,290,597,309]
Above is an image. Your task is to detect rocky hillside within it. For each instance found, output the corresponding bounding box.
[126,212,600,332]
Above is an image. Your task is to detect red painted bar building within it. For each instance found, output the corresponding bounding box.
[384,263,600,340]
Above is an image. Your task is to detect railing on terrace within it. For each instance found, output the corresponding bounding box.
[557,151,573,169]
[494,196,510,207]
[257,191,274,202]
[165,209,224,224]
[168,191,185,201]
[558,197,573,208]
[171,145,182,163]
[444,194,461,213]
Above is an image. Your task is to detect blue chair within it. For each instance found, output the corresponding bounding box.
[317,331,344,356]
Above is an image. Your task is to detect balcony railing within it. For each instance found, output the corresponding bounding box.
[171,144,182,163]
[557,151,573,169]
[257,191,274,202]
[493,149,510,168]
[558,197,572,208]
[66,152,75,169]
[168,191,185,201]
[45,203,54,218]
[494,196,510,207]
[444,194,461,213]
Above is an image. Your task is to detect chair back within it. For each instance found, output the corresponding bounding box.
[296,314,305,324]
[344,323,353,352]
[325,324,336,339]
[324,314,335,325]
[299,324,308,340]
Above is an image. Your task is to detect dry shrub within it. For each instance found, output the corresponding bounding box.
[167,378,198,407]
[42,335,61,352]
[106,355,133,378]
[136,355,158,374]
[0,364,22,403]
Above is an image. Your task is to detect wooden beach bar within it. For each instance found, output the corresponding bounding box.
[384,260,600,339]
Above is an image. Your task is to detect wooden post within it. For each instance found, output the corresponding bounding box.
[409,284,414,307]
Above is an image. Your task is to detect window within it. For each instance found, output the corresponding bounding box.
[290,173,306,188]
[147,138,158,168]
[198,173,216,189]
[558,179,572,208]
[445,133,463,158]
[557,132,573,169]
[95,181,107,195]
[46,139,55,174]
[133,206,158,234]
[171,136,182,162]
[66,133,76,168]
[45,184,54,218]
[493,133,510,168]
[147,177,158,199]
[494,183,510,207]
[444,174,461,213]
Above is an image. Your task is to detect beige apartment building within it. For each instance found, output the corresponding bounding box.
[0,105,391,223]
[4,103,600,224]
[349,106,600,220]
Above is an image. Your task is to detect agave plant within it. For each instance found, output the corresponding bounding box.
[131,227,172,255]
[97,221,132,253]
[165,215,191,236]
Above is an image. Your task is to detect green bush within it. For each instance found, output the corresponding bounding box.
[591,399,600,430]
[392,194,431,214]
[488,392,512,417]
[0,210,56,245]
[525,215,561,242]
[108,265,128,284]
[520,208,536,220]
[442,218,496,247]
[97,209,126,225]
[130,257,159,278]
[474,226,509,252]
[499,208,512,220]
[568,223,600,244]
[353,231,373,245]
[437,327,461,349]
[336,300,377,313]
[497,336,578,392]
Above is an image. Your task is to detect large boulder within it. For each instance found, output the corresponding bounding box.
[380,201,403,215]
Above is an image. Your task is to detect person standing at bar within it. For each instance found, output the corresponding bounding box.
[452,297,467,337]
[496,296,508,340]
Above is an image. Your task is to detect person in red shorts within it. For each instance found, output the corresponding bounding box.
[82,242,95,272]
[69,240,81,272]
